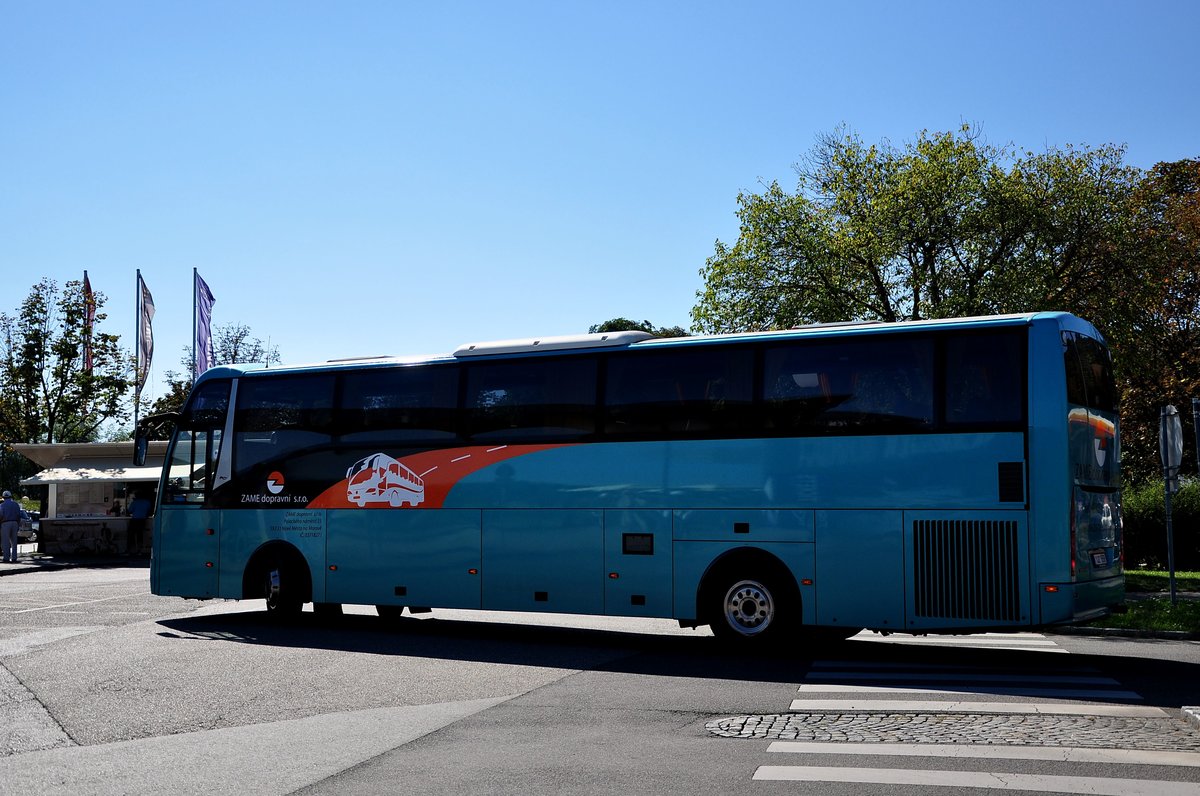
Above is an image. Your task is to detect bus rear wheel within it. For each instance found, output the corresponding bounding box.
[706,564,797,644]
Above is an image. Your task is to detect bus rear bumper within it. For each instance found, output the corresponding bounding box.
[1039,574,1125,626]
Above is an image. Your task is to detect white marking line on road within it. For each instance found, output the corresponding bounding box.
[767,742,1200,768]
[786,699,1168,716]
[796,684,1144,699]
[11,591,150,614]
[859,635,1060,646]
[812,660,1100,673]
[854,631,1050,641]
[808,672,1119,684]
[862,642,1071,653]
[486,446,508,452]
[450,454,472,462]
[753,766,1200,794]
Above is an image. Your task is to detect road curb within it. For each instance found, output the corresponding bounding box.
[1045,625,1200,641]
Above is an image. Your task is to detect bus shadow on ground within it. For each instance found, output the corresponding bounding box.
[154,610,1200,704]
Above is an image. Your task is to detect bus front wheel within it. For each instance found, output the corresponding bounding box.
[263,562,303,616]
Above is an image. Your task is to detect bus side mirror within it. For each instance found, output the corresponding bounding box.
[134,435,148,467]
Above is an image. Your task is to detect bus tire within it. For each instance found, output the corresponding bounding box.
[704,558,798,644]
[256,553,306,618]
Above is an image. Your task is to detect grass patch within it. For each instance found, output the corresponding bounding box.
[1087,598,1200,633]
[1079,570,1200,633]
[1124,569,1200,593]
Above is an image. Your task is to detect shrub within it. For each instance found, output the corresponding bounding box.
[1122,479,1200,568]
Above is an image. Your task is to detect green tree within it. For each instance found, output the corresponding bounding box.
[1117,159,1200,480]
[0,278,128,444]
[589,318,689,337]
[693,125,1142,331]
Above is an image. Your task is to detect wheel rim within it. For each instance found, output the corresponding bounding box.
[265,567,282,610]
[722,579,775,636]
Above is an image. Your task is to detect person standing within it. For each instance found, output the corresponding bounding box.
[0,491,21,563]
[127,491,153,555]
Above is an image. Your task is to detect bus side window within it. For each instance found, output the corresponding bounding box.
[465,357,597,442]
[764,338,933,433]
[340,366,459,444]
[233,375,335,478]
[946,332,1024,426]
[604,347,754,438]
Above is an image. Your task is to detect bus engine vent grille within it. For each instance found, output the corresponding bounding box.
[912,519,1020,622]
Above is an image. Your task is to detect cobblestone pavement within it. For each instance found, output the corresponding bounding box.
[707,712,1200,751]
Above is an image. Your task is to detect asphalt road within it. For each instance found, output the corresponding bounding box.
[4,561,1200,795]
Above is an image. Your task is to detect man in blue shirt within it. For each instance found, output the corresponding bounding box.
[0,490,21,563]
[127,491,153,555]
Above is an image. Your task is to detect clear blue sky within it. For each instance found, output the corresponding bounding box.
[2,0,1197,403]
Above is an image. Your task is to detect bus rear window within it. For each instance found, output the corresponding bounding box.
[1063,332,1118,413]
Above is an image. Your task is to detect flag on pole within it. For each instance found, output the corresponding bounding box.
[194,270,216,380]
[82,271,96,373]
[136,273,155,396]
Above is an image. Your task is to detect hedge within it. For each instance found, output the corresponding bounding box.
[1122,479,1200,568]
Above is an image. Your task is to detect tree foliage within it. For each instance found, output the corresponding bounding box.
[0,278,128,444]
[589,318,690,337]
[693,125,1200,481]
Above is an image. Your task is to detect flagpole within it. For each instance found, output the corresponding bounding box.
[192,267,198,382]
[134,269,141,430]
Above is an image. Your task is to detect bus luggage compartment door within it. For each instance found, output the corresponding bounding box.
[482,509,604,614]
[603,510,672,617]
[815,510,904,631]
[326,509,482,609]
[156,507,221,598]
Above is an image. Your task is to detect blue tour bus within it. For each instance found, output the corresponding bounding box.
[140,311,1123,642]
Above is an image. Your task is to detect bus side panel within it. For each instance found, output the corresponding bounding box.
[672,541,815,627]
[156,507,221,598]
[326,509,482,609]
[482,510,604,614]
[603,510,673,618]
[217,509,327,601]
[814,510,905,631]
[445,436,1026,512]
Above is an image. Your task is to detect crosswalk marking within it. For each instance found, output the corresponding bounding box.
[752,766,1200,794]
[743,634,1199,793]
[807,671,1118,684]
[786,698,1168,715]
[766,742,1200,767]
[795,683,1144,699]
[850,630,1068,652]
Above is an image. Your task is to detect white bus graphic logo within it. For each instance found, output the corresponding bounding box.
[346,453,425,508]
